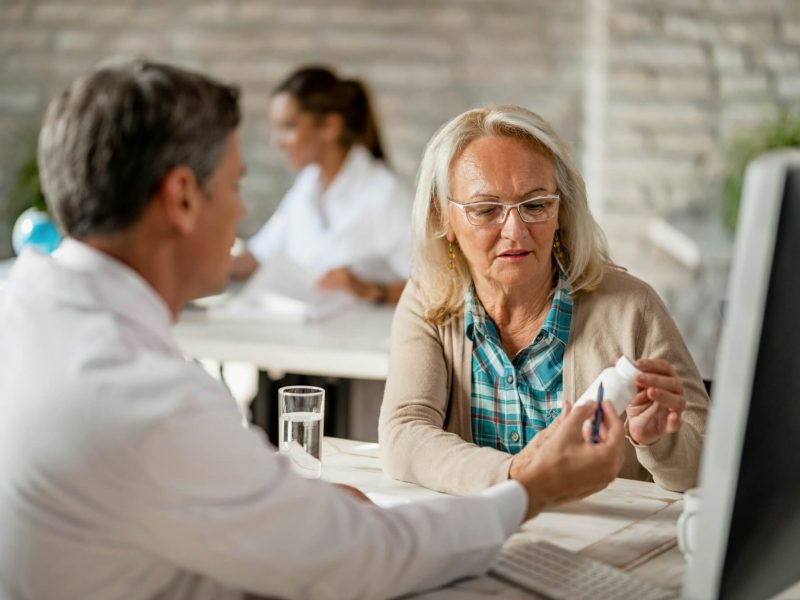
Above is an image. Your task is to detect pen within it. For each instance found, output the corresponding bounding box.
[591,381,604,444]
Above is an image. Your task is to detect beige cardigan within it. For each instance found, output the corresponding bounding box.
[378,269,708,495]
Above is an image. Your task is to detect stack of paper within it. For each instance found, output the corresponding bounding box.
[211,254,356,323]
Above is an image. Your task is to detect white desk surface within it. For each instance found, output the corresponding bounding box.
[1,258,394,380]
[174,303,395,380]
[0,257,13,281]
[322,437,686,598]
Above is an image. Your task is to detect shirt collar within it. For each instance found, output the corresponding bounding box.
[321,144,371,201]
[541,272,572,346]
[50,238,177,351]
[464,271,572,346]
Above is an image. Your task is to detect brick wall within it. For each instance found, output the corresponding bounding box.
[1,0,797,269]
[0,0,584,254]
[594,0,800,216]
[2,0,796,374]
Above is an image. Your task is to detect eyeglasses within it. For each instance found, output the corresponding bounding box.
[448,194,560,227]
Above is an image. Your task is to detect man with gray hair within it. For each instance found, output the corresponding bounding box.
[0,59,625,599]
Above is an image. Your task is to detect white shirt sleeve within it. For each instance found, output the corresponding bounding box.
[137,390,526,600]
[246,198,290,265]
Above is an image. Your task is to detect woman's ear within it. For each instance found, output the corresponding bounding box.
[321,113,344,144]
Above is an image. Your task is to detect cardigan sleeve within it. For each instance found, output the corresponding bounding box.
[378,284,513,495]
[629,283,709,492]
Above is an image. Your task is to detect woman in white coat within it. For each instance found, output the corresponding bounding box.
[231,66,411,305]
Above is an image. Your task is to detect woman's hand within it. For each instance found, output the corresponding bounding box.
[318,266,360,294]
[625,358,686,446]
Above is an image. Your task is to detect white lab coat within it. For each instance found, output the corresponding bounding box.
[248,145,412,282]
[0,240,526,600]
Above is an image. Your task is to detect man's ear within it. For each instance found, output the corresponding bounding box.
[157,166,203,235]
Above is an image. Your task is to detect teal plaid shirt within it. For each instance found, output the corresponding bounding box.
[465,274,573,454]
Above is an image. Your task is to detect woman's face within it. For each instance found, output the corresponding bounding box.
[447,135,559,293]
[269,92,327,170]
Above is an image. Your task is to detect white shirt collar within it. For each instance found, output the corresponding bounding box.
[50,238,177,351]
[325,145,371,195]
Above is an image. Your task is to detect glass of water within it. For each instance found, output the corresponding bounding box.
[278,386,324,478]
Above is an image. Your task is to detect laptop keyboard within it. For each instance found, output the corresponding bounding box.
[489,540,676,600]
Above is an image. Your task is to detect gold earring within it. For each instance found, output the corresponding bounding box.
[553,231,567,273]
[448,241,455,271]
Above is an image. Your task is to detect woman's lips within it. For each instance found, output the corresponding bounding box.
[497,250,531,262]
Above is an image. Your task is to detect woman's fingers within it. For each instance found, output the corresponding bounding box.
[666,411,683,433]
[635,372,683,394]
[646,387,686,414]
[635,358,677,377]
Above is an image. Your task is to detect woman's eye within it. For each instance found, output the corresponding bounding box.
[472,206,500,217]
[521,202,545,213]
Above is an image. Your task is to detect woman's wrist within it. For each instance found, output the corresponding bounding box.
[355,279,387,304]
[349,276,385,303]
[373,282,388,304]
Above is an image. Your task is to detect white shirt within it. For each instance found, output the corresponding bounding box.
[248,145,413,282]
[0,240,526,600]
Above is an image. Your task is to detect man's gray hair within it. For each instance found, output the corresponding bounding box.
[38,58,241,238]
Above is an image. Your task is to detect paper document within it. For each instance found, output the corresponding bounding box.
[211,254,356,322]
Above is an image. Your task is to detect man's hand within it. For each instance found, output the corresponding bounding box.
[508,402,570,480]
[334,483,373,503]
[511,401,626,520]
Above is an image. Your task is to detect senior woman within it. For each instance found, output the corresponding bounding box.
[379,105,708,495]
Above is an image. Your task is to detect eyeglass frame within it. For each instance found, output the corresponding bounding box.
[447,193,560,227]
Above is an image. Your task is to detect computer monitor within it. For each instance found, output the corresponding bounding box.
[683,149,800,599]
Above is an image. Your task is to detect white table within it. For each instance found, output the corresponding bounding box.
[322,437,686,598]
[174,303,395,380]
[0,257,13,284]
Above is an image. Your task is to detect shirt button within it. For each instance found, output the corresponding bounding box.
[535,333,543,342]
[510,431,521,443]
[506,375,514,384]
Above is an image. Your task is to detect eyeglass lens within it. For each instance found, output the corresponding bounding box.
[463,198,557,226]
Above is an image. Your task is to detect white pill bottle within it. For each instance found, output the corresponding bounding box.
[575,355,642,414]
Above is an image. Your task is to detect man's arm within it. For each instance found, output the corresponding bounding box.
[136,395,525,599]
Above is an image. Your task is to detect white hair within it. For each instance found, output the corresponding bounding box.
[411,104,613,325]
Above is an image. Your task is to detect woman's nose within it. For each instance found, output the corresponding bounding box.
[500,206,525,237]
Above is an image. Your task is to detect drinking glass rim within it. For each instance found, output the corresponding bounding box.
[278,385,325,397]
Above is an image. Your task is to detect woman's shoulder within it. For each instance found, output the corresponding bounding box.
[396,280,462,333]
[598,267,656,295]
[577,267,661,312]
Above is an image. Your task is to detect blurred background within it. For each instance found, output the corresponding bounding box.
[1,0,799,376]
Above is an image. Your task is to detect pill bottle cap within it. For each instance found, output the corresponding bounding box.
[615,355,640,381]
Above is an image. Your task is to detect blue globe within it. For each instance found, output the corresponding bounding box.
[12,208,61,255]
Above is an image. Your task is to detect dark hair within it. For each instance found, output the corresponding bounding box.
[273,66,386,161]
[38,58,241,238]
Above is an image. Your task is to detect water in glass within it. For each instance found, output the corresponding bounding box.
[280,411,323,478]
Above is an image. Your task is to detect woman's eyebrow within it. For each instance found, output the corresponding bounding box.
[468,187,550,201]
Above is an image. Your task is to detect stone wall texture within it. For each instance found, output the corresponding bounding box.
[599,0,800,216]
[2,0,798,245]
[1,0,798,376]
[0,0,585,249]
